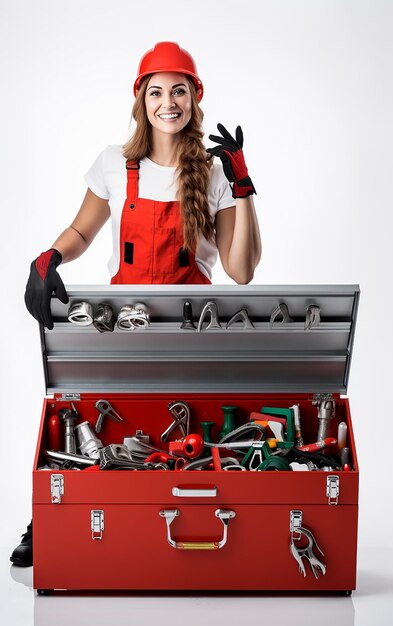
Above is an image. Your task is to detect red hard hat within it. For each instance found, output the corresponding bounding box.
[133,41,203,102]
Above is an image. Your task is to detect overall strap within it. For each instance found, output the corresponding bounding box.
[125,160,139,208]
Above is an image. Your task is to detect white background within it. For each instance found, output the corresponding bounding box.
[0,0,392,623]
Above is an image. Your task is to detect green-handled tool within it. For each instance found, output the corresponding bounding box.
[200,421,215,456]
[241,441,272,469]
[260,406,295,448]
[220,406,239,440]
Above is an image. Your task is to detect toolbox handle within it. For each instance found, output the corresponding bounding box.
[159,509,236,550]
[172,486,217,498]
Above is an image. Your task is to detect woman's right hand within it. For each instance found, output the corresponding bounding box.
[24,249,69,330]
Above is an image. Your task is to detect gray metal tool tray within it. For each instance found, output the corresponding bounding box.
[42,284,360,395]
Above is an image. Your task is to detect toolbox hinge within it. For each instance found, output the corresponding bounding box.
[289,509,303,540]
[312,393,334,403]
[91,510,104,540]
[326,475,340,505]
[311,392,341,403]
[57,393,81,402]
[51,474,64,504]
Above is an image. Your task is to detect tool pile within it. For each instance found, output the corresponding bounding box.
[39,396,352,473]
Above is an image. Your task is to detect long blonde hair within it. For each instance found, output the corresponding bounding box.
[122,75,214,252]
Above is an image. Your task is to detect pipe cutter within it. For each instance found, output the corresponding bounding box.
[94,399,124,433]
[160,400,190,442]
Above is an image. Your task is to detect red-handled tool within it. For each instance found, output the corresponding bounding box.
[169,434,204,459]
[175,457,188,470]
[340,447,352,471]
[211,447,222,471]
[298,438,337,453]
[47,414,62,450]
[144,452,176,464]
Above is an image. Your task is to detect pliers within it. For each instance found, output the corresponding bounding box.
[95,399,124,433]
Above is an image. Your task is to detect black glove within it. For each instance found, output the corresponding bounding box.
[206,123,256,198]
[24,249,68,330]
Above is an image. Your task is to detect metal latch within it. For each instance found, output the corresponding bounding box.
[290,509,303,540]
[327,475,340,505]
[91,510,104,540]
[51,474,64,504]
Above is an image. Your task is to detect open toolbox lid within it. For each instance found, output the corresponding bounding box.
[41,284,360,395]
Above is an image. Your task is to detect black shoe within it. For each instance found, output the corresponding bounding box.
[10,521,33,567]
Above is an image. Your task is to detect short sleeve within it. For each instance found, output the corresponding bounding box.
[84,149,110,200]
[210,160,235,213]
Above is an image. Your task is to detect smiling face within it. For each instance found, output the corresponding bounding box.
[145,72,192,137]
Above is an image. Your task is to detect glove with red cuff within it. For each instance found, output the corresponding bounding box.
[206,123,257,198]
[24,249,68,330]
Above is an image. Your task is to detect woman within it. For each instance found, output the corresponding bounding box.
[24,41,261,330]
[12,42,261,566]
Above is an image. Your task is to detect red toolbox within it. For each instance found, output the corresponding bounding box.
[32,284,360,593]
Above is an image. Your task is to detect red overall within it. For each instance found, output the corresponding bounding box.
[111,161,212,284]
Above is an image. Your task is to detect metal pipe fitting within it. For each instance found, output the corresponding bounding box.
[68,302,94,326]
[74,421,104,459]
[117,303,150,330]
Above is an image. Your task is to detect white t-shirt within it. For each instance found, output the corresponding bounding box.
[84,145,235,279]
